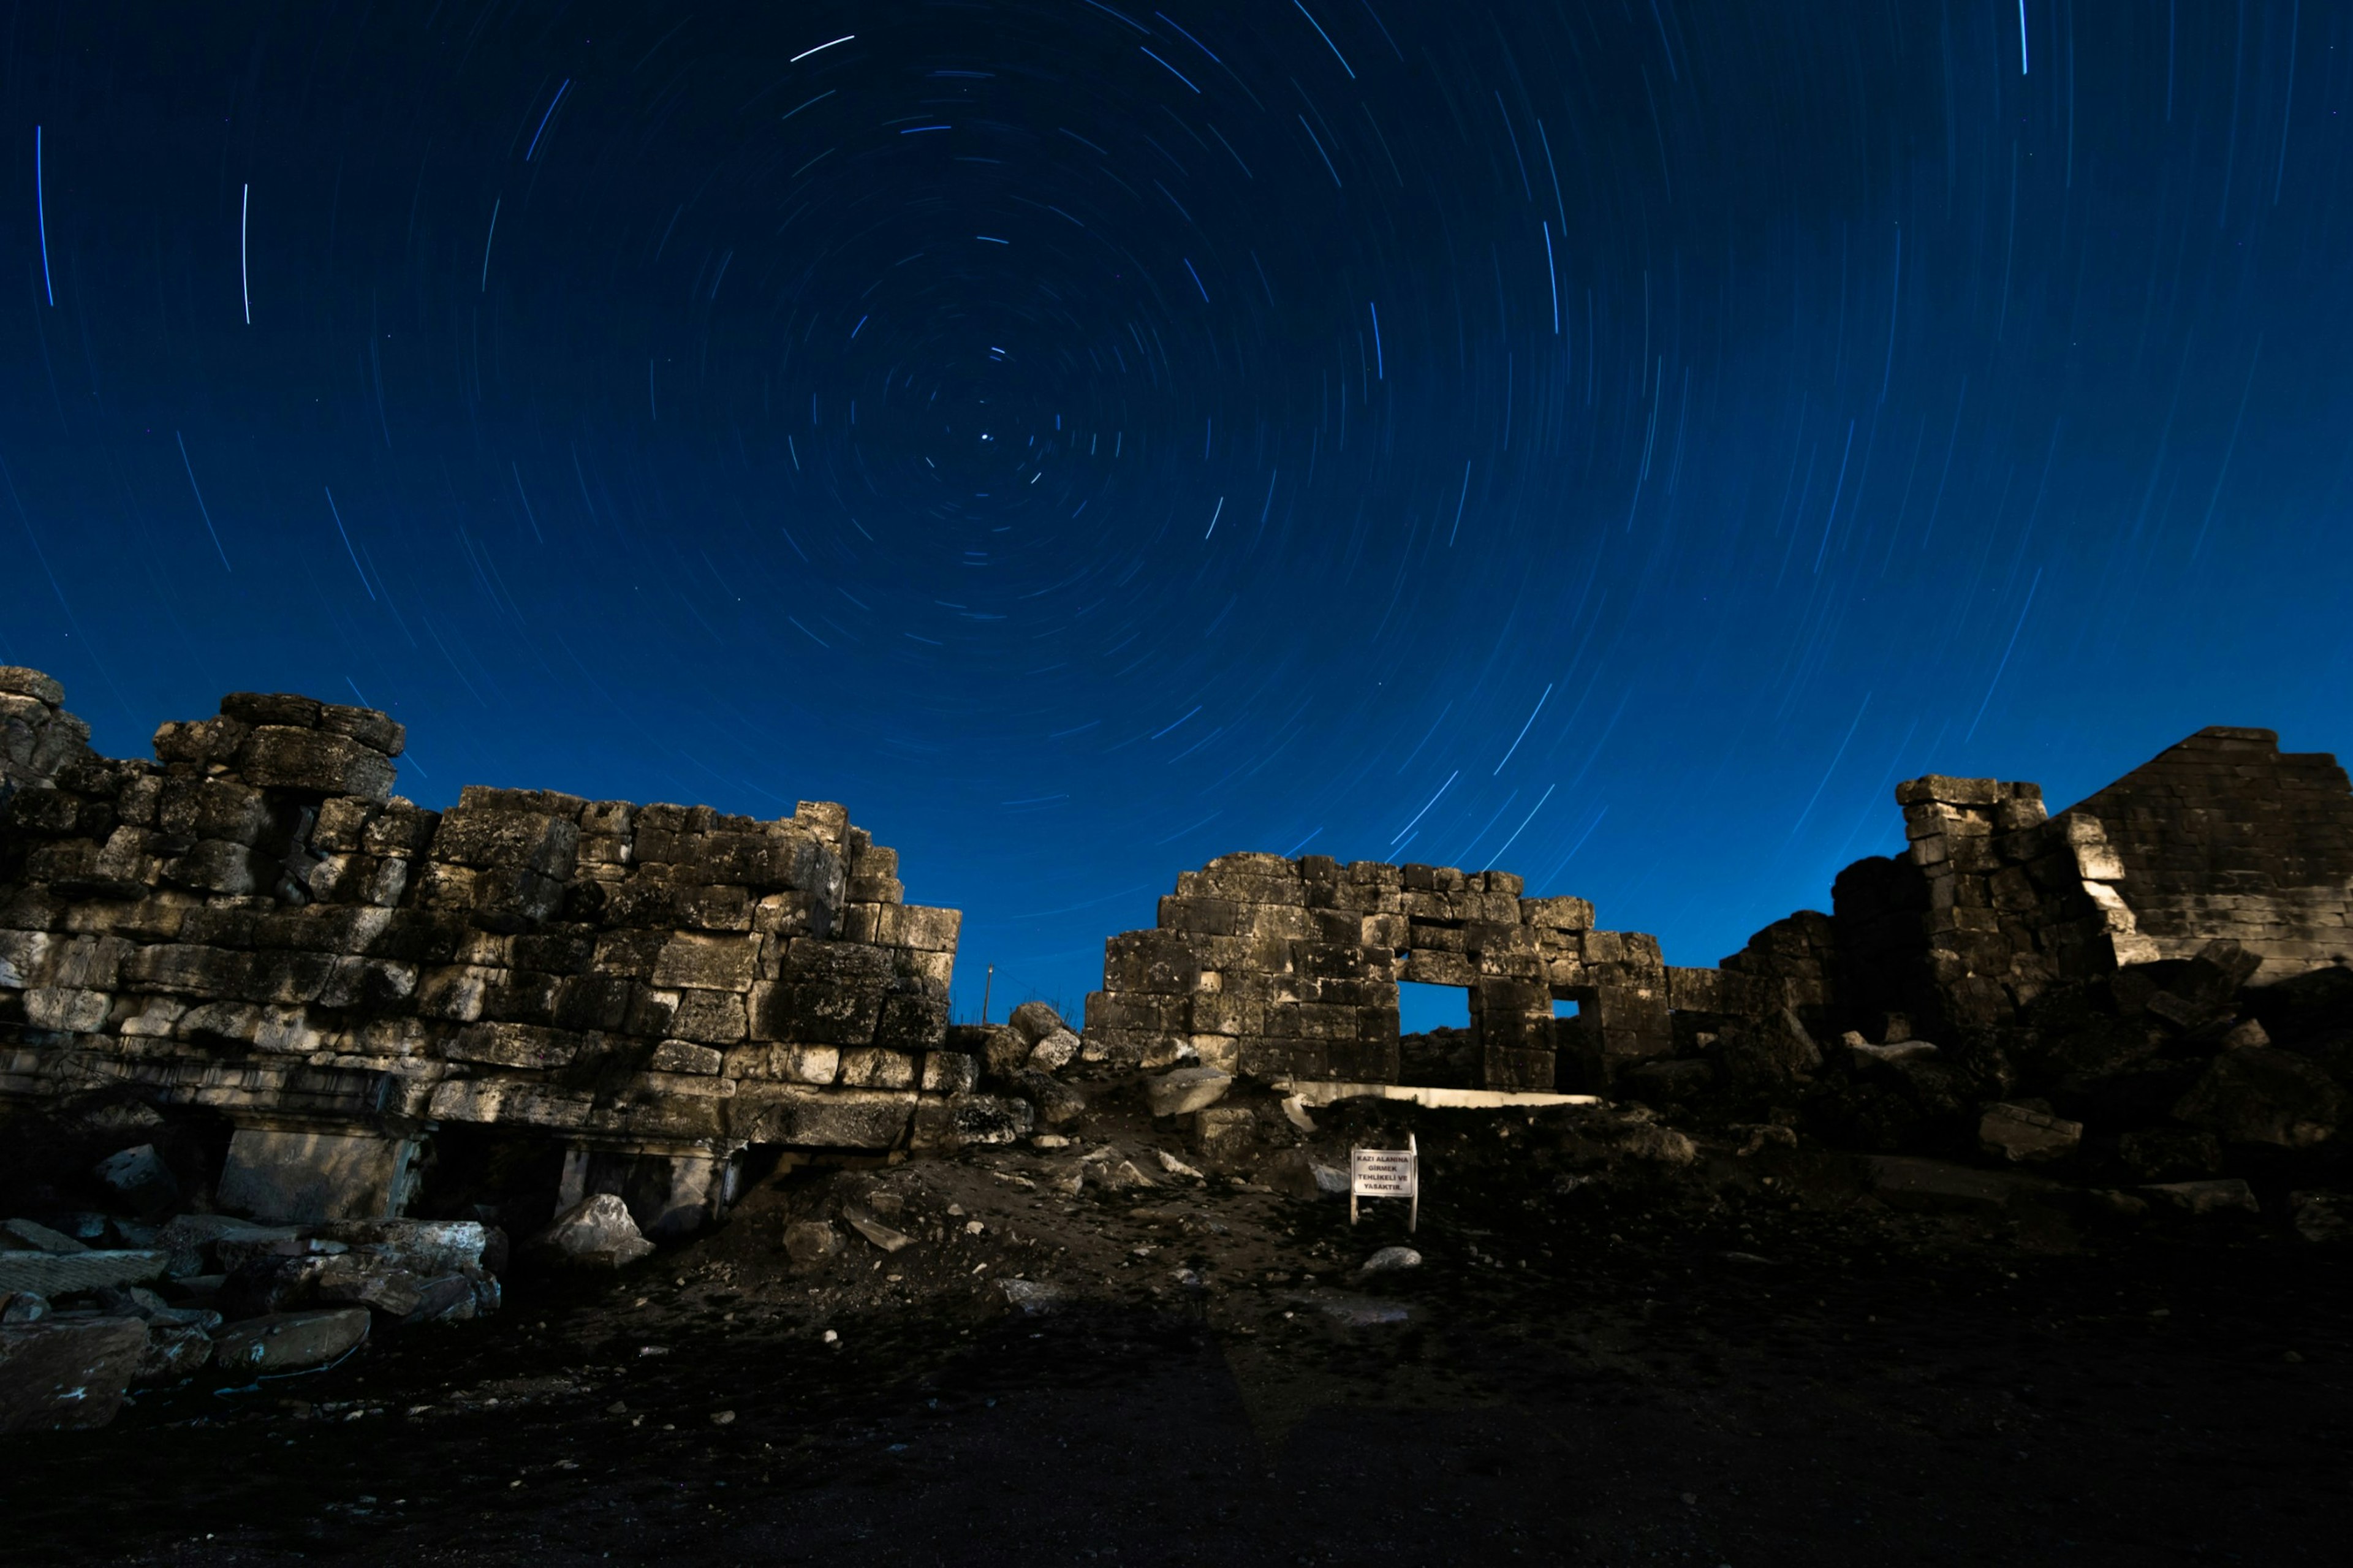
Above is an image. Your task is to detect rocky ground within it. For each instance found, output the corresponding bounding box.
[7,1069,2352,1565]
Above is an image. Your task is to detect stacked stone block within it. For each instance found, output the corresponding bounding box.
[0,670,961,1232]
[1085,852,1673,1093]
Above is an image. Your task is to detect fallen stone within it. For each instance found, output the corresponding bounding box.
[841,1206,912,1254]
[1848,1039,1941,1066]
[401,1273,486,1325]
[1863,1156,2048,1214]
[1731,1124,1799,1157]
[2,1292,47,1324]
[313,1219,488,1278]
[152,1215,292,1276]
[1007,999,1066,1046]
[1261,1148,1347,1201]
[1192,1105,1259,1164]
[0,1249,170,1298]
[999,1278,1067,1314]
[2140,1178,2260,1217]
[136,1323,213,1383]
[92,1285,220,1331]
[0,1317,148,1433]
[210,1307,371,1374]
[1279,1096,1319,1134]
[1077,1153,1158,1193]
[1,1218,89,1254]
[2117,1127,2224,1181]
[93,1144,180,1216]
[213,1231,344,1273]
[1156,1148,1207,1181]
[2172,1047,2343,1149]
[532,1195,654,1268]
[1978,1103,2083,1163]
[940,1094,1037,1148]
[218,1254,333,1320]
[782,1221,839,1267]
[1298,1291,1411,1327]
[1011,1070,1088,1128]
[311,1253,428,1317]
[1143,1067,1232,1118]
[2289,1191,2353,1244]
[1026,1026,1081,1073]
[1357,1246,1422,1276]
[2221,1018,2272,1050]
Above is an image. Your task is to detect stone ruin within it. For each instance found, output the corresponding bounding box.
[1084,727,2353,1096]
[5,653,2349,1229]
[0,667,966,1244]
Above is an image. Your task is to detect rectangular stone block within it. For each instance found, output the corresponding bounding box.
[1483,1045,1556,1092]
[651,932,760,991]
[445,1021,582,1069]
[235,727,397,800]
[216,1126,419,1223]
[726,1085,913,1149]
[724,1042,840,1085]
[747,979,883,1045]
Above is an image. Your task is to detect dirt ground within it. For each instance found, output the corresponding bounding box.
[9,1098,2352,1565]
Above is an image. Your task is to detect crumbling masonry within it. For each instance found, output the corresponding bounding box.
[1086,728,2353,1093]
[0,669,965,1239]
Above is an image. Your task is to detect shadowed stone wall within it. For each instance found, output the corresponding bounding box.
[0,668,963,1235]
[2058,727,2353,979]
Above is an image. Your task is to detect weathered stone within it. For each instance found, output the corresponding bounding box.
[93,1143,180,1214]
[1007,999,1066,1045]
[2173,1047,2342,1148]
[0,1250,170,1298]
[2140,1178,2260,1217]
[210,1307,371,1373]
[1010,1070,1088,1128]
[1977,1103,2083,1163]
[782,1220,838,1267]
[236,727,397,800]
[0,1317,148,1433]
[841,1205,912,1253]
[217,1128,419,1224]
[533,1194,654,1268]
[1143,1067,1232,1118]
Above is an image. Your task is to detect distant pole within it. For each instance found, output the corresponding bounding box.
[980,964,994,1025]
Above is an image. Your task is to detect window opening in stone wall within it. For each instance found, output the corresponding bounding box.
[1398,978,1477,1088]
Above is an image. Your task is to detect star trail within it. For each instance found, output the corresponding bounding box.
[1,3,2348,1026]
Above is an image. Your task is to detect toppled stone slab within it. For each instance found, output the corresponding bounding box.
[0,1317,148,1433]
[1863,1157,2052,1214]
[1144,1067,1232,1118]
[782,1220,838,1267]
[2140,1178,2260,1217]
[211,1306,370,1374]
[1,1218,88,1254]
[0,1249,169,1298]
[1978,1103,2083,1163]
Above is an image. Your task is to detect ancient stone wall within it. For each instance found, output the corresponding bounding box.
[0,669,964,1236]
[2057,727,2353,979]
[1084,852,1673,1093]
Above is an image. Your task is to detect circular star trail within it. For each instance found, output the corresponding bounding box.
[3,3,2348,1018]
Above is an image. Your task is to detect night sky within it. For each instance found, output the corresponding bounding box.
[3,3,2349,1030]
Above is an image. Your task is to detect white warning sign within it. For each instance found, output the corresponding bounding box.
[1349,1134,1420,1230]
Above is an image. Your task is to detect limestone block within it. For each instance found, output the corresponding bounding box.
[1143,1066,1231,1117]
[724,1042,840,1085]
[426,1075,593,1128]
[217,1127,419,1222]
[23,986,110,1032]
[1978,1103,2083,1162]
[727,1085,914,1148]
[235,726,396,800]
[360,801,440,856]
[445,1021,582,1070]
[748,979,884,1046]
[646,1039,725,1075]
[1007,998,1066,1045]
[669,988,749,1045]
[838,1047,918,1089]
[920,1049,979,1094]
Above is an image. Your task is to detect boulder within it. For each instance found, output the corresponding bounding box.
[1007,1000,1067,1047]
[1010,1070,1088,1128]
[2172,1047,2343,1149]
[136,1324,214,1383]
[1978,1103,2083,1163]
[1143,1067,1232,1118]
[311,1253,428,1317]
[93,1144,180,1216]
[0,1317,148,1433]
[782,1221,839,1267]
[210,1307,371,1374]
[532,1194,654,1268]
[1026,1027,1082,1073]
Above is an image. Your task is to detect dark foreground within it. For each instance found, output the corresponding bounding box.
[7,1146,2350,1567]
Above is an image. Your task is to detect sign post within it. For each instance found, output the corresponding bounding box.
[1349,1132,1419,1232]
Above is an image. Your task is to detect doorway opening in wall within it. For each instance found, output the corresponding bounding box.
[1397,978,1478,1088]
[1552,985,1599,1092]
